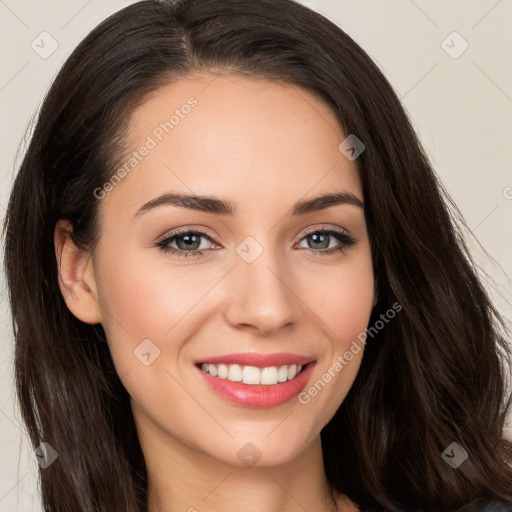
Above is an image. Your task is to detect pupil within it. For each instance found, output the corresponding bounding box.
[178,234,200,250]
[310,233,328,249]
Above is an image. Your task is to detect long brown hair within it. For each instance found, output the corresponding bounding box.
[3,1,512,510]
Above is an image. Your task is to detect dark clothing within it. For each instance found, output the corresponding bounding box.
[360,500,511,511]
[468,500,512,512]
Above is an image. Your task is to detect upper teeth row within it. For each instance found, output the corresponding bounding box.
[201,363,303,385]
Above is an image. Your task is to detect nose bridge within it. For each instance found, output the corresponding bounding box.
[224,235,298,334]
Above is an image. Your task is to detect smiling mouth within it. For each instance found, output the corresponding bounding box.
[197,362,309,386]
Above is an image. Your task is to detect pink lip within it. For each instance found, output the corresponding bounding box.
[195,352,314,367]
[195,360,317,408]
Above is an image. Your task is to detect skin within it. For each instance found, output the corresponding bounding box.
[55,72,376,512]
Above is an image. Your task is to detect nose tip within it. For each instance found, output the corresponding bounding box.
[223,255,298,336]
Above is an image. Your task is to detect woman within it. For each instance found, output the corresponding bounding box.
[3,0,512,510]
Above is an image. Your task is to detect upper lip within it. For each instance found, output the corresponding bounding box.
[196,352,315,368]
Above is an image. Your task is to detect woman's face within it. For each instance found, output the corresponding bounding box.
[89,72,375,467]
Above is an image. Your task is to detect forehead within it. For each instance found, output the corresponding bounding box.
[100,71,363,218]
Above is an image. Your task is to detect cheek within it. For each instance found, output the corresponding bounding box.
[304,253,374,404]
[95,248,208,338]
[311,256,375,343]
[296,260,373,430]
[93,245,230,379]
[93,249,214,409]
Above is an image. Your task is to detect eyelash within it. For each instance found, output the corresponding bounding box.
[155,227,357,258]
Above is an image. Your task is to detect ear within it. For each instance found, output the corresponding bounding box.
[54,219,102,324]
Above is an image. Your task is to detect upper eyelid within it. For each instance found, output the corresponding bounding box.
[300,225,350,238]
[157,227,216,245]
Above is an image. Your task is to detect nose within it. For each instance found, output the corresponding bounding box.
[223,246,299,336]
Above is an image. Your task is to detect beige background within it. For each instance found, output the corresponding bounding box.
[1,0,511,510]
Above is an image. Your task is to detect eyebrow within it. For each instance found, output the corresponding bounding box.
[134,190,364,218]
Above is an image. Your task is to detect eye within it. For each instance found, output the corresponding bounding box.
[295,228,357,256]
[156,229,217,258]
[156,226,357,259]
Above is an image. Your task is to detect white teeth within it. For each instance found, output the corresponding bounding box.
[277,365,288,382]
[217,364,228,379]
[201,362,306,385]
[242,366,260,385]
[260,366,278,385]
[227,364,243,382]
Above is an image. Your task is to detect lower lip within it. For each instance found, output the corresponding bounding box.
[196,362,316,408]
